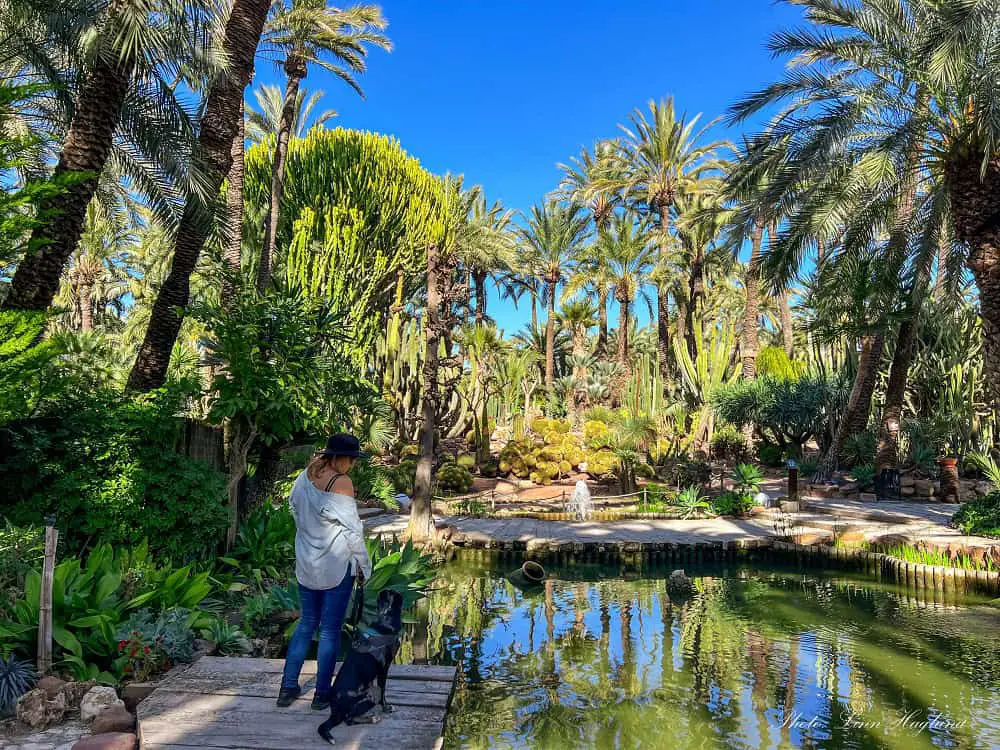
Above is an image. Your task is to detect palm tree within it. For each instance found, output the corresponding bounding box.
[609,97,723,390]
[4,0,219,312]
[556,298,597,414]
[246,84,338,143]
[458,193,515,325]
[255,1,390,292]
[598,214,656,378]
[127,0,274,392]
[559,141,621,352]
[517,201,589,393]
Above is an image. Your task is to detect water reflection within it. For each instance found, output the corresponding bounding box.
[395,558,1000,750]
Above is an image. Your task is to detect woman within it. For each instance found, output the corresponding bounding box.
[277,433,373,709]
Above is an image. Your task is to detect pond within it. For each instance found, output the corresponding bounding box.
[396,555,1000,750]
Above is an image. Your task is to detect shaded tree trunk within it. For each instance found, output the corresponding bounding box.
[686,245,704,360]
[934,231,950,297]
[410,244,442,544]
[778,289,794,358]
[6,57,132,311]
[657,207,672,391]
[221,113,246,307]
[473,270,487,325]
[945,153,1000,410]
[816,333,884,479]
[529,281,538,330]
[544,279,556,392]
[596,286,608,357]
[79,286,93,331]
[741,222,764,379]
[258,62,304,294]
[127,0,271,392]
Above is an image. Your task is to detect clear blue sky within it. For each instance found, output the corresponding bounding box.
[256,0,804,334]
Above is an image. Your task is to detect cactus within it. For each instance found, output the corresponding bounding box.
[435,464,474,495]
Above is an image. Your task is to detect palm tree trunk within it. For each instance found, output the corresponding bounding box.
[545,280,556,391]
[80,291,94,332]
[657,207,672,390]
[221,113,246,307]
[127,0,271,392]
[778,289,794,358]
[934,231,949,297]
[410,244,441,544]
[596,286,608,357]
[5,57,132,311]
[530,281,538,330]
[686,246,704,360]
[946,154,1000,409]
[816,333,884,479]
[474,270,487,325]
[741,222,763,379]
[258,65,303,294]
[617,297,630,370]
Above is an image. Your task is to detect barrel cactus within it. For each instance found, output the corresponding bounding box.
[435,464,474,495]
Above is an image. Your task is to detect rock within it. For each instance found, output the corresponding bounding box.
[37,676,68,700]
[17,687,67,729]
[120,683,156,713]
[900,485,916,497]
[900,475,916,488]
[838,482,859,493]
[79,687,120,724]
[779,500,800,513]
[63,681,97,710]
[72,732,136,750]
[914,479,936,496]
[667,569,695,597]
[91,705,134,734]
[859,492,877,503]
[976,481,994,496]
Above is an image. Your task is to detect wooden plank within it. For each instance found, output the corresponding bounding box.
[179,657,456,683]
[141,682,450,709]
[150,674,454,699]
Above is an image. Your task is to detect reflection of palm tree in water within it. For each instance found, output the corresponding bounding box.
[780,636,799,748]
[748,628,772,747]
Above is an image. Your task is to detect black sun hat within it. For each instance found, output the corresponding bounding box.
[319,433,368,459]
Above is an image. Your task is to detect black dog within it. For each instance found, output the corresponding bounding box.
[317,589,404,745]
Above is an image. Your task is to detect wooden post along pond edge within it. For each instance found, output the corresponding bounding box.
[38,523,59,676]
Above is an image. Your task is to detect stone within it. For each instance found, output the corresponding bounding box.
[17,687,67,729]
[119,683,156,713]
[63,681,97,711]
[914,479,936,496]
[859,492,877,503]
[71,732,136,750]
[779,500,800,513]
[667,569,694,597]
[90,705,134,735]
[900,475,916,488]
[976,481,994,496]
[900,485,916,497]
[37,676,68,700]
[79,688,119,724]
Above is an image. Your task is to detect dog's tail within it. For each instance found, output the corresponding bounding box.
[318,714,341,745]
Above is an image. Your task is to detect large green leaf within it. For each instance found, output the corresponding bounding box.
[52,624,82,656]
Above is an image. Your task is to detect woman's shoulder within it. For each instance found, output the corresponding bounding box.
[329,474,354,497]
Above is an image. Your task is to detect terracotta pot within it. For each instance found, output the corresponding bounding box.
[937,457,958,468]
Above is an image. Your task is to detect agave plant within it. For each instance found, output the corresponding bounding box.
[731,463,764,496]
[203,619,252,657]
[676,486,711,519]
[0,654,36,717]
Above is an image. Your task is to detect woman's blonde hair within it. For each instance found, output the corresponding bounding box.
[306,453,337,481]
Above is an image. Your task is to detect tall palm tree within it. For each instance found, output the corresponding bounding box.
[598,214,656,377]
[127,0,273,392]
[556,298,597,414]
[458,193,515,325]
[4,0,220,312]
[517,201,589,393]
[255,2,390,292]
[608,98,723,389]
[559,140,622,352]
[246,83,338,143]
[564,250,613,356]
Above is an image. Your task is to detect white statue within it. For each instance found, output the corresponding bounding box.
[568,480,593,521]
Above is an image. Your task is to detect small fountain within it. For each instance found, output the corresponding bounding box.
[567,480,593,521]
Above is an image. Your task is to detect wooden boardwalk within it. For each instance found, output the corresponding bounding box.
[137,657,457,750]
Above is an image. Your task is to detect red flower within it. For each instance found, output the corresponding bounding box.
[143,646,150,654]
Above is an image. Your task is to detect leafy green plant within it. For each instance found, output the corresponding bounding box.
[711,491,754,516]
[450,498,488,515]
[0,654,36,716]
[758,444,783,467]
[710,424,745,461]
[953,492,1000,537]
[116,608,195,681]
[851,464,876,491]
[842,431,877,468]
[351,459,396,508]
[800,455,820,479]
[220,503,295,582]
[968,452,1000,490]
[203,619,252,656]
[389,459,417,496]
[731,463,764,495]
[0,521,43,608]
[356,538,436,624]
[676,486,711,519]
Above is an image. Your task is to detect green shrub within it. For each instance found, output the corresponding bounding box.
[851,463,875,491]
[435,463,474,495]
[800,455,820,479]
[479,459,499,478]
[661,460,712,487]
[351,458,396,508]
[842,431,877,468]
[676,486,711,518]
[758,444,783,467]
[389,459,418,496]
[731,463,764,495]
[0,522,42,609]
[711,491,754,516]
[220,503,295,581]
[357,538,436,624]
[116,608,196,681]
[710,424,745,460]
[953,492,1000,537]
[202,619,251,656]
[0,384,228,561]
[634,462,655,479]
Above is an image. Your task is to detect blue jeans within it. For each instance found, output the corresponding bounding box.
[280,572,355,697]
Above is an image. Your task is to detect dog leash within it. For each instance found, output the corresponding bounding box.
[350,574,365,627]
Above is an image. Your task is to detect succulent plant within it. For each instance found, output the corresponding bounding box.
[435,464,474,495]
[204,619,252,657]
[0,654,37,717]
